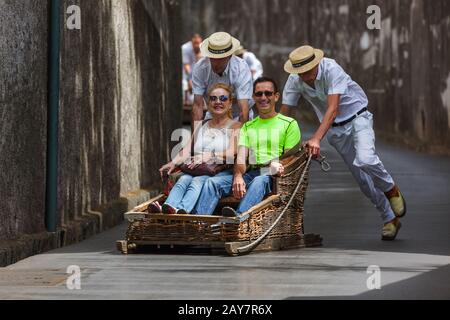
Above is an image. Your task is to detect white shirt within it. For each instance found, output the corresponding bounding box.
[182,41,200,81]
[243,52,263,81]
[282,58,368,123]
[193,55,253,119]
[193,120,235,155]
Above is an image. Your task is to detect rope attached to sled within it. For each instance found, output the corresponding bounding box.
[232,154,314,255]
[313,154,331,172]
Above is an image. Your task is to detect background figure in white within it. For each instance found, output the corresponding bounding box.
[234,46,264,81]
[182,34,203,105]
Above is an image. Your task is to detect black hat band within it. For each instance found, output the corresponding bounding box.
[292,54,316,68]
[208,45,233,55]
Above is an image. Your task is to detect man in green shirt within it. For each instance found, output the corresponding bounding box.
[194,77,301,216]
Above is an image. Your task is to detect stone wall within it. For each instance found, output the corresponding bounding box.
[0,0,49,241]
[0,0,182,248]
[59,0,182,228]
[182,0,450,154]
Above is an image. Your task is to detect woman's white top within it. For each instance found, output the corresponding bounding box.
[193,120,235,154]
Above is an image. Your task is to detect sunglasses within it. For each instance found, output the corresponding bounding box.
[209,95,229,102]
[254,91,275,97]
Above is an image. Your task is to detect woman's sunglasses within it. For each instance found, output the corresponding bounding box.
[209,95,229,102]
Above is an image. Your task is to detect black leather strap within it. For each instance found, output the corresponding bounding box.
[332,107,368,127]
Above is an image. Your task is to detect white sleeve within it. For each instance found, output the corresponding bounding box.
[192,63,207,96]
[254,58,263,74]
[326,63,348,95]
[245,53,257,69]
[235,64,253,100]
[247,53,263,75]
[282,75,301,107]
[182,44,190,65]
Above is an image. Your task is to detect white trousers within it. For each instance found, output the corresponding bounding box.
[327,111,396,223]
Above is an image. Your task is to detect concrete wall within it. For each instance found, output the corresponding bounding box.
[59,0,182,229]
[0,0,182,247]
[0,0,49,240]
[182,0,450,154]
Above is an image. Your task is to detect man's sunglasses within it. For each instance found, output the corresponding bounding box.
[254,91,275,97]
[209,95,229,102]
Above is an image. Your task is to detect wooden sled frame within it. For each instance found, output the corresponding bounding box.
[117,150,322,256]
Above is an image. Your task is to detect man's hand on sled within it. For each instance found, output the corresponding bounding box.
[269,161,285,176]
[233,174,246,200]
[303,138,321,158]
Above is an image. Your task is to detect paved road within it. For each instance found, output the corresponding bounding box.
[1,130,449,300]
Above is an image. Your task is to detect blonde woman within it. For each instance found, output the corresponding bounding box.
[155,83,241,214]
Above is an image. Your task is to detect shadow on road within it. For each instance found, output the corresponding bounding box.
[286,264,450,300]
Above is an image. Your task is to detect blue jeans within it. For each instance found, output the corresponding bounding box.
[194,170,272,216]
[165,174,209,213]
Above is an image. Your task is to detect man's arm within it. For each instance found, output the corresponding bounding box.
[235,60,253,123]
[183,64,193,92]
[233,146,249,199]
[191,61,205,126]
[305,61,348,156]
[237,99,249,123]
[305,94,340,156]
[183,63,191,76]
[280,104,293,117]
[280,74,302,117]
[192,95,205,128]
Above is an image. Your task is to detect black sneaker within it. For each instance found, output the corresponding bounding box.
[221,206,238,217]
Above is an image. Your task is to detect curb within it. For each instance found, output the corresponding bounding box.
[0,189,159,267]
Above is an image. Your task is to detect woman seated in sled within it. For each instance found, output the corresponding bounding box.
[152,83,242,215]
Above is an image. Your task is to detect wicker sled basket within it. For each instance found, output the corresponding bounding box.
[117,149,322,256]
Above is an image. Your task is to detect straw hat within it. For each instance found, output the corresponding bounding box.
[284,45,324,74]
[234,45,247,56]
[200,32,241,59]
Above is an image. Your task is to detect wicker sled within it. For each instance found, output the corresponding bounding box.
[117,149,322,256]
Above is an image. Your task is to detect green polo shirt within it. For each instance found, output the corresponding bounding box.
[239,114,301,166]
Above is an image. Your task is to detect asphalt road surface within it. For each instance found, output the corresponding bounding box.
[1,129,449,300]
